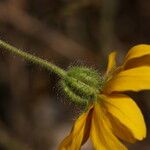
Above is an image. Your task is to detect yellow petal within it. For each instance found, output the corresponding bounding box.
[124,55,150,69]
[102,94,146,141]
[104,66,150,93]
[107,114,136,143]
[58,107,92,150]
[124,44,150,66]
[106,51,117,74]
[90,102,127,150]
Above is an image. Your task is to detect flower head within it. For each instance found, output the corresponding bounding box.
[59,45,150,150]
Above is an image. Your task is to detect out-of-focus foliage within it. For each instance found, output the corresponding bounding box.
[0,0,150,150]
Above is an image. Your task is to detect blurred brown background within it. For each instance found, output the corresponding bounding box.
[0,0,150,150]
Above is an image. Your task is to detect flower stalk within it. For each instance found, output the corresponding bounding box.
[0,39,66,78]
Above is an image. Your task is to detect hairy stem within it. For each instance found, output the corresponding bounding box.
[0,39,66,78]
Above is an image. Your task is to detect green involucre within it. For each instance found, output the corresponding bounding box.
[61,66,105,106]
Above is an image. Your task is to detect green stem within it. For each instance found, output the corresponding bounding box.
[0,39,66,78]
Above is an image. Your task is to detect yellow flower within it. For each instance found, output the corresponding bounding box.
[59,45,150,150]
